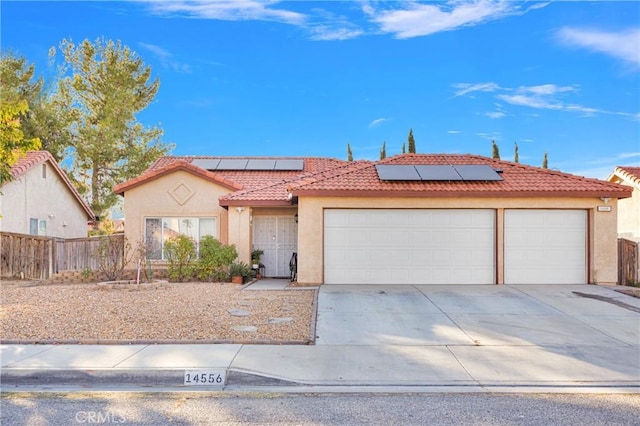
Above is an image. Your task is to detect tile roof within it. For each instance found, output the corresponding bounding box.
[114,160,245,194]
[5,151,95,219]
[609,166,640,188]
[115,156,347,202]
[288,154,633,199]
[114,153,633,206]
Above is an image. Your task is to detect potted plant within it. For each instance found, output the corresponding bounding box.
[229,261,250,284]
[251,249,264,278]
[251,249,264,269]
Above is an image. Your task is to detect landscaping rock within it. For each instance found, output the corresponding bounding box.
[228,308,252,317]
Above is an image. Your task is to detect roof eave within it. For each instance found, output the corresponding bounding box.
[219,199,294,207]
[290,189,634,199]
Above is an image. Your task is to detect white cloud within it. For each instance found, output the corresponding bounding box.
[452,82,501,97]
[144,0,307,25]
[521,84,576,96]
[484,111,505,119]
[369,117,389,128]
[557,27,640,69]
[309,26,364,41]
[448,130,462,134]
[138,42,191,73]
[367,0,532,39]
[456,82,638,119]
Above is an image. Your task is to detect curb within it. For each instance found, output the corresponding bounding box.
[0,369,298,389]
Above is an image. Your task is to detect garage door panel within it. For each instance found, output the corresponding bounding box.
[505,210,586,284]
[324,209,495,285]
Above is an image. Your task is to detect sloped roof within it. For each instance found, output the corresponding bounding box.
[5,151,95,219]
[113,160,244,194]
[288,154,633,199]
[114,156,347,200]
[608,166,640,189]
[219,160,369,206]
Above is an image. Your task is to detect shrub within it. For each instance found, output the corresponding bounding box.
[96,235,133,281]
[164,235,196,282]
[229,261,252,282]
[196,236,238,282]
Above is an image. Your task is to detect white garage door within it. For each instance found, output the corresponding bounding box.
[505,210,587,284]
[324,209,495,284]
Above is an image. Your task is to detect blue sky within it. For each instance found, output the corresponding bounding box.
[2,1,639,178]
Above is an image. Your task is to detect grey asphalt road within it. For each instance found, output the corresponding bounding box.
[2,392,639,425]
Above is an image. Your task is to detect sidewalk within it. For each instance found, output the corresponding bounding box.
[2,341,639,392]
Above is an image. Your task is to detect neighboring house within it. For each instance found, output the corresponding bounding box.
[0,151,95,239]
[607,166,640,242]
[114,154,632,286]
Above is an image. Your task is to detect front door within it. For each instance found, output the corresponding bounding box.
[253,216,297,277]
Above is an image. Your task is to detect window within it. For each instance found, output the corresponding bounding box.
[42,164,47,179]
[29,218,47,236]
[145,217,217,260]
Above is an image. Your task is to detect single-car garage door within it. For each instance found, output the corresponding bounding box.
[324,209,495,284]
[504,210,587,284]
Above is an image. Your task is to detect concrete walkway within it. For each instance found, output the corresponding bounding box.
[2,284,639,392]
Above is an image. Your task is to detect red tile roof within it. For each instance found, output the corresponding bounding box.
[115,156,347,201]
[114,153,632,206]
[288,154,633,199]
[610,166,640,188]
[5,151,95,219]
[114,160,245,194]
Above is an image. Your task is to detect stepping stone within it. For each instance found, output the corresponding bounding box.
[228,309,252,317]
[232,325,257,332]
[268,317,293,324]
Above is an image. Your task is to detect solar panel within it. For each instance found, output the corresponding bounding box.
[415,165,461,181]
[217,159,249,170]
[275,159,304,171]
[191,159,220,170]
[455,165,503,181]
[376,164,503,181]
[375,165,421,180]
[246,159,277,170]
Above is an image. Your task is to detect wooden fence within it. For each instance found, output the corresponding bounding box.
[1,232,54,279]
[54,234,124,272]
[618,238,639,286]
[1,232,124,280]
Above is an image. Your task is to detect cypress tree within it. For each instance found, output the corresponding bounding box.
[407,129,416,153]
[542,152,548,169]
[491,140,500,159]
[514,142,519,163]
[380,141,387,160]
[347,143,353,161]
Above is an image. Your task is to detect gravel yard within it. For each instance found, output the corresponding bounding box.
[0,282,316,344]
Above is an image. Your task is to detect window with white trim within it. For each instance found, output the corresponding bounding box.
[145,217,217,260]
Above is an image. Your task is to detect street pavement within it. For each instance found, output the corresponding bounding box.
[1,283,639,392]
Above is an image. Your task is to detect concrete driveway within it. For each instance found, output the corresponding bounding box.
[316,284,640,347]
[311,284,640,385]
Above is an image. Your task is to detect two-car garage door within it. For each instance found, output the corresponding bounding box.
[324,209,496,284]
[324,209,587,285]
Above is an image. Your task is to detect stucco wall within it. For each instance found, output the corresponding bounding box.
[296,196,619,286]
[0,162,88,238]
[616,186,640,241]
[122,170,230,266]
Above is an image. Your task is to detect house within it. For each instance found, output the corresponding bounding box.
[607,166,640,242]
[114,153,632,286]
[0,151,95,238]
